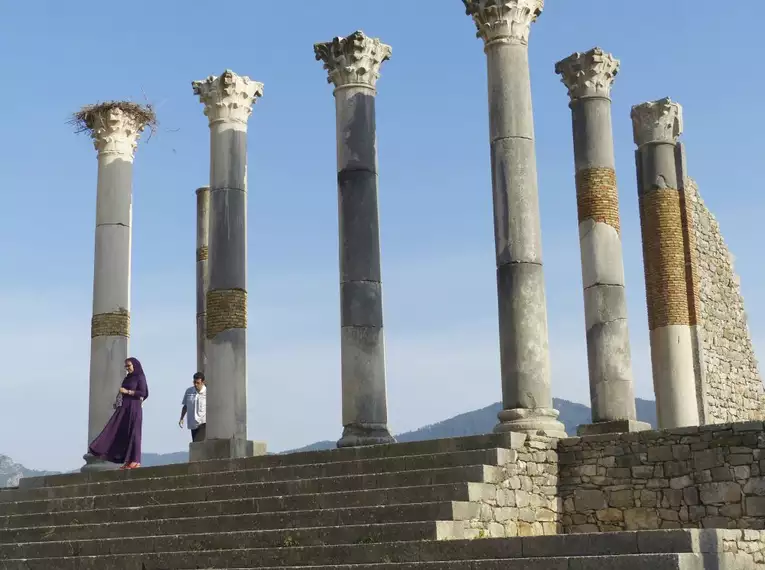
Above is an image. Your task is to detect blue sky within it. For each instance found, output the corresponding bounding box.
[1,1,762,471]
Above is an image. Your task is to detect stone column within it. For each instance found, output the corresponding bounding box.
[190,70,266,460]
[314,31,396,447]
[463,0,565,437]
[555,48,649,436]
[631,98,700,428]
[196,186,210,375]
[77,103,152,472]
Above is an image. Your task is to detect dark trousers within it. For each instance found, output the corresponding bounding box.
[191,423,206,443]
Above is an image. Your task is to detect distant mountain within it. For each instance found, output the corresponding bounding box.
[283,398,658,454]
[1,398,658,483]
[0,455,57,488]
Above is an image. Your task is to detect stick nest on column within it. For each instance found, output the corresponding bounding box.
[69,101,158,137]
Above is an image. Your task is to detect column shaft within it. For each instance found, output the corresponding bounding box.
[191,70,265,460]
[463,0,565,437]
[335,87,393,447]
[88,151,132,446]
[314,31,395,447]
[555,48,647,435]
[632,98,700,429]
[75,102,152,472]
[196,186,210,375]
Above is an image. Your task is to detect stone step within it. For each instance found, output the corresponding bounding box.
[17,432,526,490]
[197,554,732,570]
[1,448,509,503]
[0,521,458,560]
[0,465,497,516]
[0,482,487,530]
[0,530,730,570]
[0,501,471,543]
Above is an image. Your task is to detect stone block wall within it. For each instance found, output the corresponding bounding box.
[684,178,765,423]
[558,423,765,534]
[460,435,560,538]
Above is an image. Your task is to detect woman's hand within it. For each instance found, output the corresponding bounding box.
[119,388,135,396]
[119,387,128,395]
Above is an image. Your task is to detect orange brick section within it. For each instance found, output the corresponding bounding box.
[575,167,621,234]
[206,289,247,338]
[639,188,696,330]
[196,246,208,262]
[91,310,130,338]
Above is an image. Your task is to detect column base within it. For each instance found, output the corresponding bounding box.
[337,424,396,448]
[577,419,652,436]
[494,407,568,438]
[80,453,122,473]
[189,438,267,462]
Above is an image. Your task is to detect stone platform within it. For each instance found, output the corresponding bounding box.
[1,429,763,568]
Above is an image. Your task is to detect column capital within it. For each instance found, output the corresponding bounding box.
[631,97,683,147]
[463,0,543,46]
[192,70,263,126]
[72,102,154,157]
[314,31,391,91]
[555,47,619,100]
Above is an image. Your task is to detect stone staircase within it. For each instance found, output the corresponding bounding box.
[0,434,742,569]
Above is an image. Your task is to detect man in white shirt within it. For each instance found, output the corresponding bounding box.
[179,372,207,442]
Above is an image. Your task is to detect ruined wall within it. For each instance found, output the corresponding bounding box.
[558,423,765,534]
[685,179,765,423]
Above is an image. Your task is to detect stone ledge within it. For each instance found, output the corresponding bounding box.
[577,420,653,436]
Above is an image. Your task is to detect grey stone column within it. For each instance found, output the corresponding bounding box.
[631,98,700,429]
[463,0,565,437]
[314,31,396,448]
[555,48,649,436]
[196,186,210,375]
[191,70,266,460]
[76,103,152,472]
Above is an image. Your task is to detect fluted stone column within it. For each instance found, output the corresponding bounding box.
[196,186,210,375]
[190,70,266,460]
[314,31,396,447]
[463,0,565,437]
[555,48,650,436]
[632,98,700,429]
[79,103,151,472]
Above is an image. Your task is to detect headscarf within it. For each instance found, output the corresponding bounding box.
[125,357,149,401]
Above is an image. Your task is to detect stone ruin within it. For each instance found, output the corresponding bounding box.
[1,1,763,568]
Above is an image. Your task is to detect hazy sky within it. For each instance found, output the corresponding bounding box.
[1,1,763,472]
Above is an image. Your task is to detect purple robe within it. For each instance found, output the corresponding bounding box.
[88,357,149,465]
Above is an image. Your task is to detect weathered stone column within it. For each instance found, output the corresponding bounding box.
[75,102,153,472]
[631,98,701,428]
[191,70,266,460]
[314,31,396,447]
[463,0,565,437]
[196,186,210,375]
[555,48,649,436]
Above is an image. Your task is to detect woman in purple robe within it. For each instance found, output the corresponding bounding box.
[88,357,149,469]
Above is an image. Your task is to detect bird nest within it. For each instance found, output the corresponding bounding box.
[69,101,157,137]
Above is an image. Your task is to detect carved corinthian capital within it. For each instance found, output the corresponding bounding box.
[463,0,544,46]
[631,97,684,147]
[192,70,263,126]
[314,31,391,91]
[79,104,151,158]
[555,47,620,100]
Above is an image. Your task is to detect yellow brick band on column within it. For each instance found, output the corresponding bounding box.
[639,188,694,330]
[196,246,208,262]
[91,310,130,338]
[575,167,621,233]
[206,289,246,338]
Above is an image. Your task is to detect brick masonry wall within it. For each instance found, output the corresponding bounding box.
[558,423,765,535]
[685,179,765,423]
